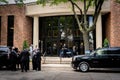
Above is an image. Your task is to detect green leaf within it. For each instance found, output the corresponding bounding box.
[0,0,8,4]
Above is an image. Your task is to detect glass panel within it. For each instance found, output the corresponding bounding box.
[7,15,14,46]
[40,15,86,56]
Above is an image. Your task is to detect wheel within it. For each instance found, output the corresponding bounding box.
[79,62,89,72]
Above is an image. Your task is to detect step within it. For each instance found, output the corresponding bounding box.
[41,57,72,64]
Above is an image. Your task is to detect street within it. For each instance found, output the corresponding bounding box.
[0,63,120,80]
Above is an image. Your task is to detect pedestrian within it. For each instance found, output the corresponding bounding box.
[20,49,30,72]
[73,45,77,55]
[32,45,38,70]
[9,47,17,71]
[33,49,41,71]
[16,51,21,70]
[29,44,33,59]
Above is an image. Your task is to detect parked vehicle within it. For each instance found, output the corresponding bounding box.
[59,49,73,57]
[0,46,11,69]
[71,47,120,72]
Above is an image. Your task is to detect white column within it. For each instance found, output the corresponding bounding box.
[96,14,102,48]
[33,16,39,48]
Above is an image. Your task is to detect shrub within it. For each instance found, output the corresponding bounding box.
[23,40,29,50]
[103,38,109,48]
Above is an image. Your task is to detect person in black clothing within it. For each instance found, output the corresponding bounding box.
[20,49,30,72]
[13,47,21,70]
[32,49,41,71]
[16,51,21,69]
[9,47,17,71]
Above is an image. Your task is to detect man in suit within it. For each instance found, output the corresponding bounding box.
[20,49,30,72]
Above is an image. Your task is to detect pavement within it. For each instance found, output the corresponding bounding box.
[0,57,120,80]
[1,66,120,80]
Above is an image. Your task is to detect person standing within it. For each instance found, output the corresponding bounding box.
[73,45,77,55]
[32,45,38,70]
[16,51,21,70]
[33,49,41,71]
[9,47,17,71]
[29,44,33,59]
[20,49,30,72]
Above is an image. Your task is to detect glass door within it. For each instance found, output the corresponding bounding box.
[39,16,83,56]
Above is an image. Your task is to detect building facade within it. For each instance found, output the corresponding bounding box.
[0,0,120,54]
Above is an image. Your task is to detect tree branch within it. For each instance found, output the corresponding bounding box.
[69,0,84,32]
[86,0,92,12]
[87,0,104,32]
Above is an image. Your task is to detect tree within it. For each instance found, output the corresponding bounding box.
[37,0,105,54]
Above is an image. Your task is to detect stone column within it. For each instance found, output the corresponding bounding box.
[33,16,39,48]
[96,14,102,48]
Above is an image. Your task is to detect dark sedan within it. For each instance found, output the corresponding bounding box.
[71,47,120,72]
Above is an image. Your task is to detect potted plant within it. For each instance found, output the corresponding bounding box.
[23,40,29,50]
[103,38,109,48]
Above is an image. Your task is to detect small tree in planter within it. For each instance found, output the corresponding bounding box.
[23,40,29,50]
[103,38,109,48]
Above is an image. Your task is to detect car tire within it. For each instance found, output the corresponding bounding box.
[79,61,89,72]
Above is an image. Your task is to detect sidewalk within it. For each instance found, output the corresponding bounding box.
[0,56,120,80]
[0,67,120,80]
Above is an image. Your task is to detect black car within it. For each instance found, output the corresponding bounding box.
[71,47,120,72]
[0,46,11,69]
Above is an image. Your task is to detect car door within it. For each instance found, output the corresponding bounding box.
[108,49,120,68]
[90,49,110,68]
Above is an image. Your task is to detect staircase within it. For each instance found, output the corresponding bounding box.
[42,56,72,64]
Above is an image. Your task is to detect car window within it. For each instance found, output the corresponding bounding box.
[108,50,120,54]
[96,49,107,56]
[0,47,9,53]
[107,49,120,56]
[90,51,96,56]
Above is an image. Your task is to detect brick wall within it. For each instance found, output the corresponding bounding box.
[0,4,33,51]
[110,0,120,47]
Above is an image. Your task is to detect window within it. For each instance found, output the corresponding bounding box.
[108,49,120,55]
[7,15,14,46]
[96,49,107,56]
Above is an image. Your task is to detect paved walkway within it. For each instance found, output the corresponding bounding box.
[0,57,120,80]
[0,67,120,80]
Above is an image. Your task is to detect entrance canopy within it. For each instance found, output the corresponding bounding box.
[25,1,110,17]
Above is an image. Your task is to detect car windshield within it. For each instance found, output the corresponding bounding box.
[0,47,9,53]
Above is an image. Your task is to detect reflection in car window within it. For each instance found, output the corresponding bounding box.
[96,49,107,56]
[90,51,96,56]
[0,48,9,53]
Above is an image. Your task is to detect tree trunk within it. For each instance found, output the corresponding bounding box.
[83,32,90,55]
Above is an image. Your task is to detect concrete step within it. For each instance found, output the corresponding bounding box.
[41,57,72,64]
[41,64,72,71]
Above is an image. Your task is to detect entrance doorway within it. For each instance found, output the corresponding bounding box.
[39,16,83,56]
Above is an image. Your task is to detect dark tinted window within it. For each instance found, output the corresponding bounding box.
[96,49,107,56]
[107,49,120,55]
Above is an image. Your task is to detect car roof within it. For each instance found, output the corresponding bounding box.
[0,46,10,48]
[98,47,120,50]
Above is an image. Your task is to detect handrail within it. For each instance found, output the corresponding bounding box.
[42,51,46,64]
